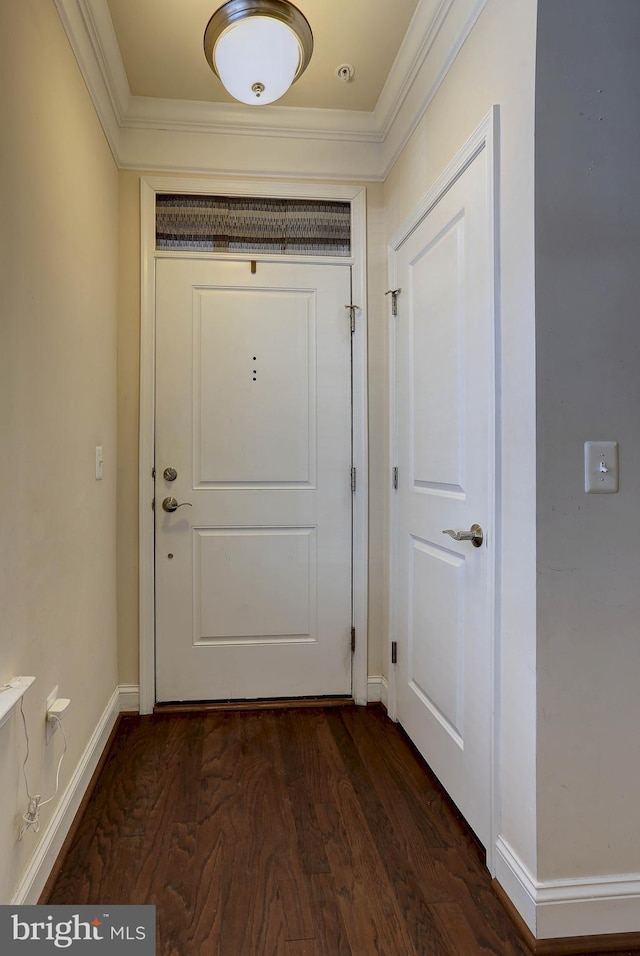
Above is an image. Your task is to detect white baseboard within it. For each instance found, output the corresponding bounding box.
[118,683,140,713]
[367,675,389,708]
[495,835,640,940]
[10,687,122,905]
[494,837,538,935]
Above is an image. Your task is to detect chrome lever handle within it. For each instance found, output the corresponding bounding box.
[442,524,484,548]
[162,496,193,513]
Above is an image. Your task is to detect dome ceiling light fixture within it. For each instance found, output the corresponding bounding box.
[203,0,314,106]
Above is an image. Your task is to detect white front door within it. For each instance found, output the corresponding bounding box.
[155,259,353,702]
[393,141,495,847]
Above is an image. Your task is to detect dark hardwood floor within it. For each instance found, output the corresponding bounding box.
[42,706,635,955]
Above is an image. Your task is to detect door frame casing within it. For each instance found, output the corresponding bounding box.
[387,108,500,872]
[139,177,369,714]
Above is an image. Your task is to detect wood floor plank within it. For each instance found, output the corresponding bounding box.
[276,711,332,876]
[431,900,509,955]
[155,822,198,956]
[430,845,533,956]
[340,704,469,850]
[311,719,426,956]
[284,940,320,955]
[303,873,352,956]
[325,711,457,955]
[193,715,285,954]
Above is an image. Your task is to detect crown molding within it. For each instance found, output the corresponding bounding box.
[375,0,454,134]
[53,0,127,160]
[121,95,382,143]
[54,0,488,180]
[380,0,488,176]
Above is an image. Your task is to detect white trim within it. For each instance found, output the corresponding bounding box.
[118,683,140,713]
[381,0,488,178]
[487,105,502,883]
[54,0,488,181]
[387,109,497,251]
[122,97,382,143]
[386,253,399,725]
[10,687,121,905]
[387,109,500,866]
[52,0,123,163]
[139,180,157,717]
[494,836,539,936]
[366,676,389,708]
[350,189,369,706]
[141,178,362,202]
[139,177,369,714]
[496,836,640,940]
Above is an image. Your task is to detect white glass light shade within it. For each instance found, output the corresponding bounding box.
[214,16,302,104]
[204,1,313,107]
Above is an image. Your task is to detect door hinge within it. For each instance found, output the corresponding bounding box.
[391,641,398,664]
[351,466,357,493]
[152,466,156,479]
[351,627,356,653]
[392,466,398,490]
[385,288,402,317]
[152,497,155,511]
[345,304,359,333]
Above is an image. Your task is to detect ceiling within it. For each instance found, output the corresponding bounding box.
[55,0,486,180]
[106,0,420,112]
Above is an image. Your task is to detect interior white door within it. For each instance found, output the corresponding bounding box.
[155,259,353,702]
[393,145,494,847]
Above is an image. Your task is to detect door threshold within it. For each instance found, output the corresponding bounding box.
[153,695,354,715]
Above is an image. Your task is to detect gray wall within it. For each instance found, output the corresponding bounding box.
[535,0,640,880]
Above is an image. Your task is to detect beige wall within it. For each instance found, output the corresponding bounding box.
[117,172,142,685]
[0,0,119,902]
[383,0,538,873]
[116,173,388,685]
[535,0,640,883]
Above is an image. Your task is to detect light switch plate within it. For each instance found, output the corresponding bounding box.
[584,441,618,493]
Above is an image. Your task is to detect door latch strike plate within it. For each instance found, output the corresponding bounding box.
[391,641,397,664]
[351,627,356,653]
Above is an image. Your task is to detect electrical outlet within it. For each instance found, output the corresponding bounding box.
[45,686,59,743]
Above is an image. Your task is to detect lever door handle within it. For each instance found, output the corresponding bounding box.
[162,496,193,513]
[442,524,484,548]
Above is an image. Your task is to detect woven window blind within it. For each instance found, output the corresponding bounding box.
[156,194,351,256]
